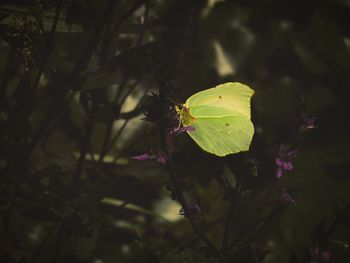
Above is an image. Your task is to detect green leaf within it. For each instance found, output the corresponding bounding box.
[222,164,237,189]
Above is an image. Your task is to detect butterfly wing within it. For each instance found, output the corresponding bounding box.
[183,82,254,156]
[186,82,254,118]
[186,115,254,156]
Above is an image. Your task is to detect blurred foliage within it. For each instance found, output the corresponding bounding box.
[0,0,349,262]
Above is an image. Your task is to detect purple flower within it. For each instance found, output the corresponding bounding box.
[321,251,331,261]
[281,189,296,205]
[311,247,331,262]
[131,153,151,161]
[305,117,317,129]
[275,145,297,178]
[170,125,195,135]
[301,116,317,132]
[156,152,166,164]
[131,151,167,164]
[182,126,195,132]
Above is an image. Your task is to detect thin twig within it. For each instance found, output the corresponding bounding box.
[113,0,146,31]
[98,80,140,163]
[113,129,154,162]
[163,143,222,258]
[106,84,151,161]
[135,1,149,46]
[97,0,146,164]
[39,92,75,149]
[222,190,237,253]
[98,79,128,164]
[25,0,120,159]
[31,0,63,96]
[71,103,95,190]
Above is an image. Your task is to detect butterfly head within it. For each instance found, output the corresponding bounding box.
[176,104,194,126]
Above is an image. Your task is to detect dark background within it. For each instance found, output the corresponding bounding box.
[0,0,349,262]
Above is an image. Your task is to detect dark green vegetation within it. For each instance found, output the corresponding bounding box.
[0,0,349,262]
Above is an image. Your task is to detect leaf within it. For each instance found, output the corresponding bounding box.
[222,164,237,189]
[180,82,255,156]
[100,197,168,221]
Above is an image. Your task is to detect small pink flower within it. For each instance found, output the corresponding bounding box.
[310,247,331,262]
[170,125,195,135]
[321,250,331,261]
[301,116,317,132]
[131,153,151,161]
[131,151,167,164]
[281,189,296,205]
[156,152,166,164]
[275,145,297,178]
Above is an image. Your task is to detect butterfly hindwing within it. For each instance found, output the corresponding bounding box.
[187,115,254,156]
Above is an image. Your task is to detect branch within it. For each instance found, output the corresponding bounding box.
[31,0,63,96]
[97,79,128,164]
[71,103,95,190]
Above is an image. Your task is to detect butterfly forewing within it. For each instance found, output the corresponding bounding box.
[186,82,254,119]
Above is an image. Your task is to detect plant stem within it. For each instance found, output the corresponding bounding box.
[71,103,95,191]
[162,136,222,258]
[31,0,63,96]
[222,190,237,253]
